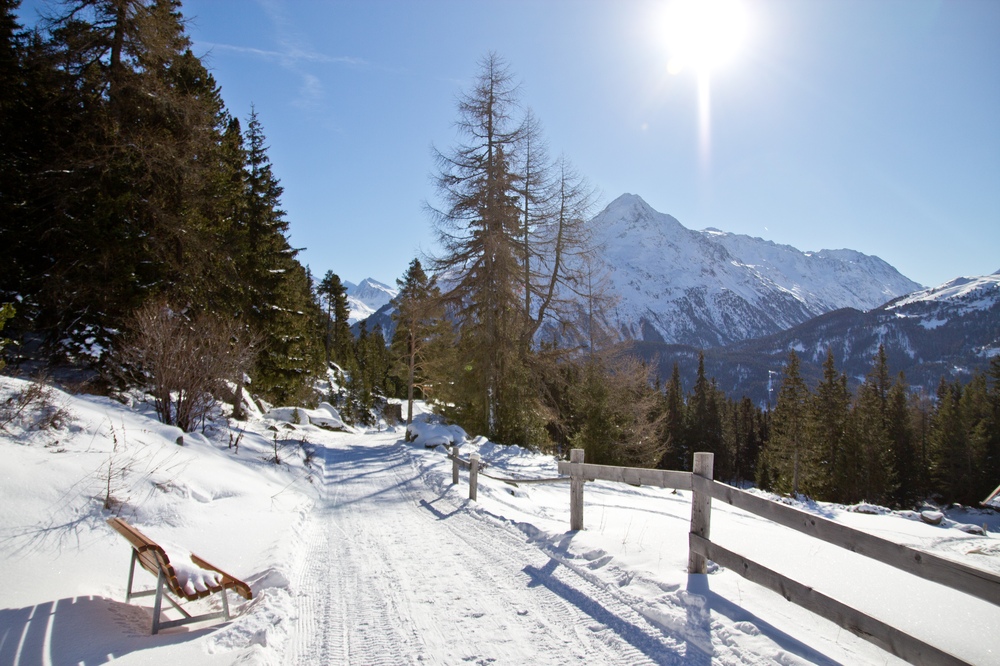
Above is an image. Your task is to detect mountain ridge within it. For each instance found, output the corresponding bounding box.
[589,194,922,348]
[632,272,1000,404]
[347,278,397,323]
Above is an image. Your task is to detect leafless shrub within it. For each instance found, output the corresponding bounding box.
[98,420,188,516]
[0,376,70,433]
[117,301,259,432]
[102,424,131,511]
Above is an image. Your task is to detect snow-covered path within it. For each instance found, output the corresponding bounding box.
[284,433,698,665]
[3,380,996,666]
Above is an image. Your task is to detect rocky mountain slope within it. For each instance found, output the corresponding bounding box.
[633,272,1000,404]
[590,194,922,348]
[346,278,397,323]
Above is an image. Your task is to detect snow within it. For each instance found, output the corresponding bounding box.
[920,317,949,330]
[346,277,397,323]
[889,273,1000,312]
[264,402,348,430]
[405,416,467,446]
[2,376,999,665]
[587,195,922,347]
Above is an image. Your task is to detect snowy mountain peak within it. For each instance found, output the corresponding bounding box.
[587,195,922,348]
[347,278,397,323]
[888,273,1000,312]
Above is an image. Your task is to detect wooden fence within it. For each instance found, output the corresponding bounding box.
[551,449,999,666]
[443,444,999,663]
[447,445,569,501]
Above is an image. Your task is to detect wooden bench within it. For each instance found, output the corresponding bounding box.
[107,517,253,634]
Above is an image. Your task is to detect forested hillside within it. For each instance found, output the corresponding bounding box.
[0,0,323,402]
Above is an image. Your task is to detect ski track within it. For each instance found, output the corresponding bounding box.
[282,432,702,665]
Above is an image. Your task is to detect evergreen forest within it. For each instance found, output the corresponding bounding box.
[2,3,997,509]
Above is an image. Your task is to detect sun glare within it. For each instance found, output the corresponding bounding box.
[661,0,749,76]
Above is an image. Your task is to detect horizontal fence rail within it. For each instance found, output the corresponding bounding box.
[447,446,570,499]
[689,534,967,666]
[556,461,693,491]
[556,448,994,666]
[696,476,1000,608]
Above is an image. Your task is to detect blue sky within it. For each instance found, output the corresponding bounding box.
[18,0,1000,289]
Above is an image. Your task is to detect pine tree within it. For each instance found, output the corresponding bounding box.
[983,358,1000,501]
[569,353,664,468]
[317,271,352,368]
[929,379,970,503]
[658,362,687,470]
[390,259,448,427]
[888,374,917,505]
[237,108,323,403]
[1,0,241,357]
[684,352,724,475]
[959,371,993,503]
[847,346,897,504]
[731,396,764,485]
[763,351,812,496]
[810,349,850,500]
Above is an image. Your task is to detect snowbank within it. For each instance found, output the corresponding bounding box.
[2,380,998,665]
[265,401,347,430]
[405,416,467,447]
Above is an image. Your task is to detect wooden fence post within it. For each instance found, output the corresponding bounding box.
[688,451,714,574]
[570,448,585,531]
[469,452,480,501]
[451,444,460,485]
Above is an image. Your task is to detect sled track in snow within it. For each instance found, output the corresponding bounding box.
[283,433,719,665]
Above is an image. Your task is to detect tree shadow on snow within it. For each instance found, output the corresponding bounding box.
[0,595,217,665]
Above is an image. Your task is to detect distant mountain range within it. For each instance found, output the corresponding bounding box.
[349,194,997,401]
[589,194,922,348]
[630,272,1000,404]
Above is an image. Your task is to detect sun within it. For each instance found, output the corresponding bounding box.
[660,0,750,76]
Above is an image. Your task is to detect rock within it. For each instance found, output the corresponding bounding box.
[920,510,944,526]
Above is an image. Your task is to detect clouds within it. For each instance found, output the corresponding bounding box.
[193,0,367,112]
[201,41,365,68]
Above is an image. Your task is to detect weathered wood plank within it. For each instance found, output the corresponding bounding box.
[689,534,970,666]
[570,449,585,531]
[696,477,1000,608]
[469,453,481,501]
[687,452,713,574]
[485,475,571,487]
[556,461,692,491]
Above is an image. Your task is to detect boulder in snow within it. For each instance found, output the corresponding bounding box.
[920,510,945,526]
[265,403,346,431]
[406,420,467,448]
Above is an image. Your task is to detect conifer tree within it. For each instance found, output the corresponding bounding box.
[763,351,812,496]
[1,0,244,357]
[429,53,536,443]
[658,362,687,470]
[887,374,917,505]
[810,349,850,500]
[684,352,724,475]
[569,353,664,467]
[237,108,323,403]
[929,379,969,502]
[983,358,1000,499]
[958,371,993,502]
[730,396,764,485]
[847,346,897,504]
[391,259,447,427]
[318,271,352,368]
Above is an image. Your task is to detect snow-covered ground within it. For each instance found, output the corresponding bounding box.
[1,376,998,665]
